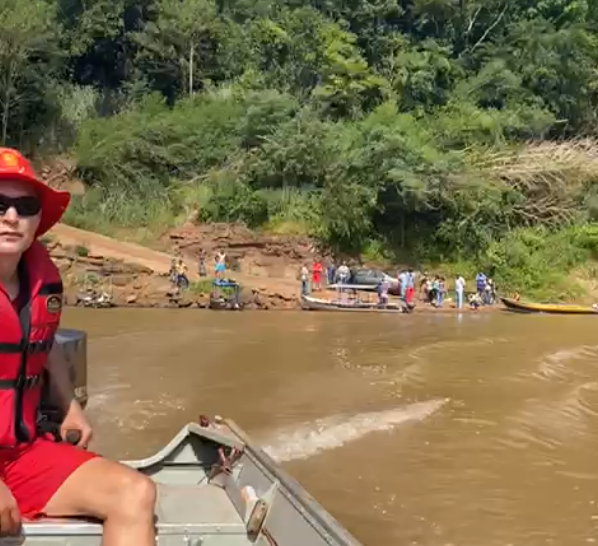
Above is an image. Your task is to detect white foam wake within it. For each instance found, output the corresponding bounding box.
[262,398,448,462]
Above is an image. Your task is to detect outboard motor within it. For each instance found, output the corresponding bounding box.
[39,329,88,427]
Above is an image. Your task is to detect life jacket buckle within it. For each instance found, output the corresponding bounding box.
[14,374,39,389]
[26,375,40,388]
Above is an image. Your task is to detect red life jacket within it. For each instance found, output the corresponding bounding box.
[0,241,63,447]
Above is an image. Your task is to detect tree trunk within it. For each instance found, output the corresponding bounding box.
[1,67,12,146]
[189,43,194,97]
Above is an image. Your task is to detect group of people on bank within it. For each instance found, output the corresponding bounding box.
[299,257,497,311]
[169,249,228,289]
[299,259,351,295]
[419,272,496,309]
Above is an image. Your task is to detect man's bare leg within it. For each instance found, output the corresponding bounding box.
[43,458,156,546]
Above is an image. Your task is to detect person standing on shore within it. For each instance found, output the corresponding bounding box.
[215,249,226,279]
[169,257,177,285]
[0,148,156,544]
[405,268,415,304]
[377,277,390,307]
[398,269,407,300]
[419,271,430,302]
[455,274,465,309]
[336,261,350,285]
[198,249,206,277]
[326,260,336,285]
[475,272,486,301]
[312,259,323,291]
[437,276,446,307]
[176,258,188,289]
[300,264,309,295]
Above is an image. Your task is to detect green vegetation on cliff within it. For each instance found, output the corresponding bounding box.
[3,0,598,298]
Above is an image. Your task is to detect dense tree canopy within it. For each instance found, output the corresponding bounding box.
[3,0,598,295]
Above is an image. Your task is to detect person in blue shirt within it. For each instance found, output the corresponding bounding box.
[475,273,486,298]
[398,270,408,300]
[405,268,415,304]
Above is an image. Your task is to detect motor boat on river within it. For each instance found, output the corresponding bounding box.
[302,284,415,313]
[16,330,364,546]
[302,294,414,313]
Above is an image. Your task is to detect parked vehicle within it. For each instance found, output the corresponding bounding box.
[348,268,400,295]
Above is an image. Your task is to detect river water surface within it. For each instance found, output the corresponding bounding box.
[63,308,598,546]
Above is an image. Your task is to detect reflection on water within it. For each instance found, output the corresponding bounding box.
[63,308,598,546]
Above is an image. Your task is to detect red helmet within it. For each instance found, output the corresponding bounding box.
[0,148,70,236]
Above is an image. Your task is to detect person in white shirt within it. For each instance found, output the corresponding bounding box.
[455,275,465,309]
[300,265,309,295]
[336,262,350,284]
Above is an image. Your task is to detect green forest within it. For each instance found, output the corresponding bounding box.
[4,0,598,297]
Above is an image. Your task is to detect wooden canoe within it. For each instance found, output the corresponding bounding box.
[501,297,598,315]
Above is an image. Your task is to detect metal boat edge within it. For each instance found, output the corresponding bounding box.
[224,419,363,546]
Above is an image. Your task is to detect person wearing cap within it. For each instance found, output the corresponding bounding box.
[0,148,156,544]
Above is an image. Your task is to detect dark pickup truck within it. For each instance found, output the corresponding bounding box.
[349,267,401,295]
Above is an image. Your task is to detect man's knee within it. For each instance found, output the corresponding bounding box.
[110,470,157,520]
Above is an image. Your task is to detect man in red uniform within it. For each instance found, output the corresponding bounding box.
[311,259,323,291]
[0,148,156,544]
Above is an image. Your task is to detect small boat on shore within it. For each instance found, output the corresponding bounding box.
[501,297,598,315]
[209,279,242,310]
[301,294,414,313]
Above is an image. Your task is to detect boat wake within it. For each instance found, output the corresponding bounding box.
[502,345,598,449]
[533,345,598,382]
[261,398,447,462]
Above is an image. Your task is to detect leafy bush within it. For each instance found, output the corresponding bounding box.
[41,0,598,300]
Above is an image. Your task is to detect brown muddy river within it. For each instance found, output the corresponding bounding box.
[63,308,598,546]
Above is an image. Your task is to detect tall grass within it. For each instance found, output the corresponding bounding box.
[259,187,320,235]
[61,180,321,241]
[62,186,175,241]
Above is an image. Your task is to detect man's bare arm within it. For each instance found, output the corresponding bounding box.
[46,342,92,446]
[46,342,76,414]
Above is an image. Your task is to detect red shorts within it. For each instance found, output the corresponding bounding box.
[0,437,97,518]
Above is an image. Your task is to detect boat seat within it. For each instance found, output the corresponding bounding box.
[23,483,246,537]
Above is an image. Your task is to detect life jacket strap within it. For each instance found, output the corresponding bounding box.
[0,339,54,355]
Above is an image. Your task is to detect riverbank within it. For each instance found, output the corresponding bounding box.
[43,142,598,307]
[47,224,300,309]
[47,223,507,312]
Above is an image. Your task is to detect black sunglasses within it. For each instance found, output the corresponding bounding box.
[0,194,41,217]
